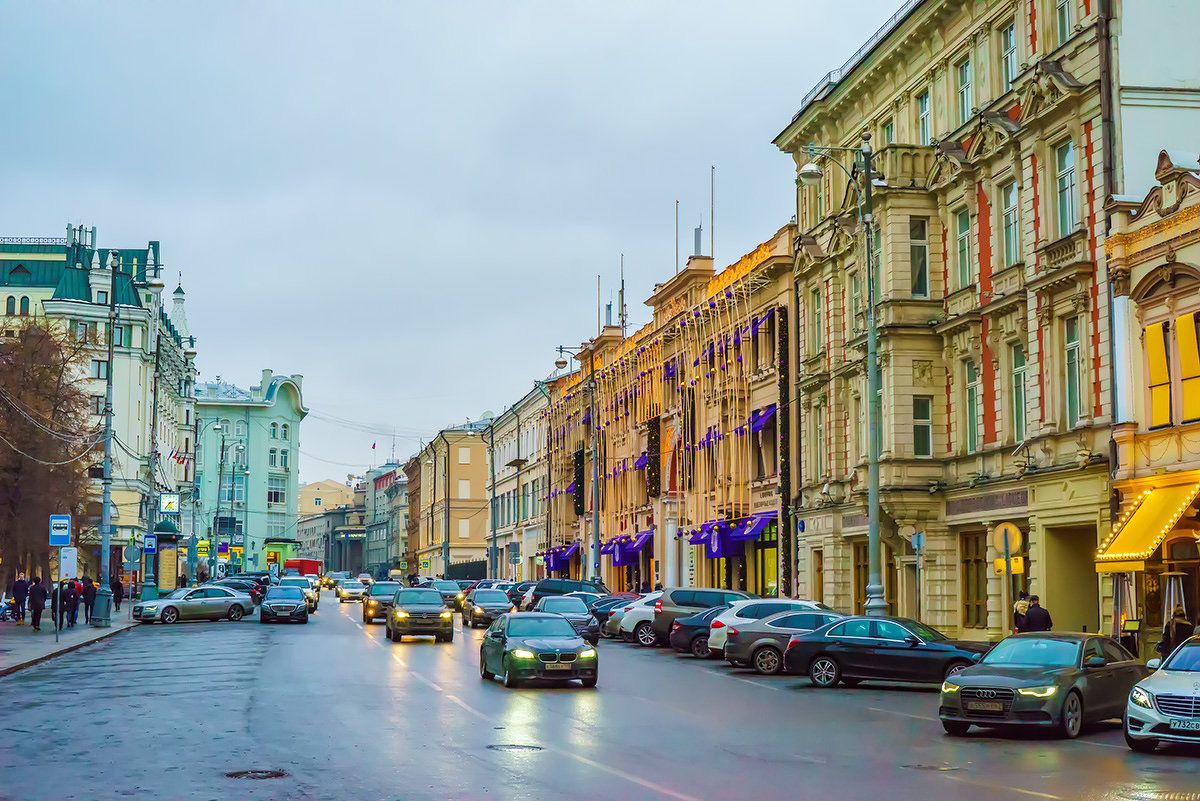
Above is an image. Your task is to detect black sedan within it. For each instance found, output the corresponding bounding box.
[479,613,597,688]
[592,595,637,636]
[784,616,989,687]
[940,633,1149,739]
[669,605,728,658]
[431,579,466,610]
[362,581,403,623]
[260,586,309,624]
[385,588,454,642]
[725,609,844,674]
[462,588,516,628]
[532,595,599,645]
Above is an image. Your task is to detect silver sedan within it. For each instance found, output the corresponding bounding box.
[133,586,255,624]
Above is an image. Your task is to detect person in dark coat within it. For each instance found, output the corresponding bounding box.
[1022,595,1053,632]
[11,572,29,625]
[58,580,79,629]
[110,576,124,611]
[28,577,48,631]
[81,576,97,624]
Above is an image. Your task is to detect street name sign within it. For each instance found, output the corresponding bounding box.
[49,515,71,546]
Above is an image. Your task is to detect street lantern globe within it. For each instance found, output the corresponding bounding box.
[797,161,823,186]
[554,357,569,371]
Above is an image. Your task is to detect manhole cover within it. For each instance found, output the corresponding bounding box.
[487,744,543,752]
[1124,794,1200,801]
[225,770,289,780]
[902,764,960,772]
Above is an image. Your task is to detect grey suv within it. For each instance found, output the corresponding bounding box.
[650,587,755,645]
[523,578,610,610]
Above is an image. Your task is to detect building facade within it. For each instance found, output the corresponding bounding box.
[413,422,491,578]
[486,384,550,581]
[194,369,307,572]
[364,463,401,578]
[298,478,356,519]
[773,0,1200,638]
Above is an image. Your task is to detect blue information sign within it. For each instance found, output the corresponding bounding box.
[144,534,158,554]
[49,515,71,547]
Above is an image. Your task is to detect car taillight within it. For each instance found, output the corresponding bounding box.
[654,600,662,613]
[728,628,739,636]
[786,636,801,650]
[672,621,681,631]
[623,606,634,612]
[711,620,725,629]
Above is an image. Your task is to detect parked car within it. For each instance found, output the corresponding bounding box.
[533,595,600,645]
[260,585,309,624]
[507,581,536,607]
[709,599,833,658]
[279,576,319,612]
[462,588,517,628]
[337,580,367,602]
[430,579,466,610]
[523,578,611,610]
[1125,634,1200,751]
[649,587,756,647]
[362,581,403,623]
[564,591,604,606]
[785,616,990,688]
[133,586,254,624]
[210,578,264,604]
[479,613,597,688]
[592,595,639,635]
[669,605,729,658]
[618,592,665,645]
[385,587,455,642]
[724,609,844,674]
[940,632,1147,738]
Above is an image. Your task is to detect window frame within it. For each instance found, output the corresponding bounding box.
[965,360,980,453]
[1056,0,1073,46]
[882,118,894,145]
[916,91,931,146]
[956,208,972,289]
[961,531,988,629]
[1065,316,1083,428]
[90,359,109,380]
[810,288,822,353]
[957,57,973,124]
[1001,22,1018,91]
[909,217,929,298]
[1001,180,1020,267]
[913,395,933,458]
[1055,140,1077,237]
[1011,344,1028,443]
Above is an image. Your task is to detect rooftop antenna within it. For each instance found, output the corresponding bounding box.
[619,254,627,337]
[596,274,601,337]
[711,166,715,262]
[390,427,396,462]
[675,200,680,273]
[694,221,703,257]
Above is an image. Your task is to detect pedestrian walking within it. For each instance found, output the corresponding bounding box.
[1022,595,1053,632]
[1012,590,1030,633]
[12,572,29,625]
[81,576,97,624]
[28,577,48,632]
[110,576,124,612]
[58,580,79,630]
[1161,605,1195,657]
[67,579,81,627]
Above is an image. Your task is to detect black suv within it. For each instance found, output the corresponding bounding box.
[523,578,610,610]
[362,581,403,624]
[385,588,454,643]
[650,587,756,645]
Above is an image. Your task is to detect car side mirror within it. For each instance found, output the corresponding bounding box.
[904,635,920,647]
[971,652,983,662]
[1147,658,1162,670]
[1084,656,1106,668]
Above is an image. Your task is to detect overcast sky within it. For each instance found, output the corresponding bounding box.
[1,0,900,484]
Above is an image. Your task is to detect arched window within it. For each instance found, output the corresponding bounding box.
[19,297,29,316]
[235,420,247,438]
[281,424,289,440]
[270,423,278,439]
[220,418,231,437]
[4,297,13,315]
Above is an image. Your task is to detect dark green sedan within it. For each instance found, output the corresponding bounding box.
[479,613,598,689]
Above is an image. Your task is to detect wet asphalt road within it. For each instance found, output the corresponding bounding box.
[2,591,1199,801]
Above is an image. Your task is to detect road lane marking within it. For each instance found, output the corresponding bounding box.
[867,706,938,722]
[941,773,1064,800]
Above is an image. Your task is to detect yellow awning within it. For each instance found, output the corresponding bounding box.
[1096,482,1200,573]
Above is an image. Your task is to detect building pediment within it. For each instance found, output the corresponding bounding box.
[1015,60,1083,126]
[927,141,973,191]
[964,111,1021,162]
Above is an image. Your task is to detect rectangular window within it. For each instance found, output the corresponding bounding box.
[913,396,933,457]
[219,477,233,504]
[90,360,108,380]
[1001,22,1018,90]
[1066,317,1083,428]
[458,518,470,538]
[74,321,89,341]
[280,449,289,469]
[314,497,322,507]
[96,290,108,305]
[1177,313,1200,423]
[457,446,471,465]
[458,479,470,499]
[849,269,861,321]
[269,448,277,467]
[1002,181,1020,266]
[812,550,824,604]
[1055,140,1077,236]
[1146,321,1172,428]
[961,531,988,629]
[853,541,869,615]
[813,406,825,478]
[956,209,972,288]
[267,511,285,538]
[909,217,929,298]
[810,289,822,352]
[957,58,972,124]
[882,118,894,145]
[870,225,882,302]
[90,395,104,415]
[1056,0,1073,45]
[917,92,931,145]
[267,476,286,505]
[965,360,980,452]
[1011,344,1028,442]
[234,475,246,503]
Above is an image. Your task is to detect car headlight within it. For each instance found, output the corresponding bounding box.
[1130,686,1153,709]
[512,649,534,659]
[440,610,452,619]
[143,604,159,612]
[393,610,409,619]
[510,606,517,613]
[940,681,960,694]
[295,604,307,612]
[456,592,464,599]
[367,600,377,606]
[1017,686,1058,698]
[475,606,484,614]
[579,648,596,659]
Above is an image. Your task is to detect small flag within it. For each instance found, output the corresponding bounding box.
[371,442,376,451]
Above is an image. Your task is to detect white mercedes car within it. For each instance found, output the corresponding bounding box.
[1125,635,1200,751]
[708,598,832,660]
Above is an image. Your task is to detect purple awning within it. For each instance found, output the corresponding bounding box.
[687,529,708,544]
[627,530,653,552]
[750,405,777,433]
[728,513,775,542]
[705,528,744,560]
[600,538,619,555]
[565,480,576,493]
[561,542,580,560]
[633,451,648,470]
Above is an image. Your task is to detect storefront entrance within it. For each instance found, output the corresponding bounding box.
[1043,525,1100,633]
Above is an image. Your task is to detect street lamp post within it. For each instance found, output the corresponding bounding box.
[797,131,887,616]
[555,346,600,582]
[91,252,120,628]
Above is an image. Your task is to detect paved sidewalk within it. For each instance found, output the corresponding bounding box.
[0,610,139,676]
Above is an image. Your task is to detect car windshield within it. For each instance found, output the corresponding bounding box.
[1163,643,1200,672]
[542,597,588,613]
[903,621,948,641]
[398,589,444,605]
[507,617,577,637]
[433,580,460,592]
[343,581,364,589]
[370,583,400,597]
[267,587,304,600]
[280,579,308,587]
[983,637,1080,667]
[474,590,509,604]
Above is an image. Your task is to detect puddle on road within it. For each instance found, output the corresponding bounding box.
[225,770,290,780]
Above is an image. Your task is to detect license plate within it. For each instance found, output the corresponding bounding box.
[967,701,1003,712]
[545,663,572,671]
[1168,719,1200,731]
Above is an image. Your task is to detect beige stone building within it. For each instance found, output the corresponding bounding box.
[774,0,1200,638]
[485,384,549,582]
[298,479,355,519]
[414,422,491,577]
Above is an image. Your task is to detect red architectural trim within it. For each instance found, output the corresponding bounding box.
[1031,153,1042,271]
[1085,120,1103,418]
[977,184,997,443]
[1036,295,1046,423]
[1029,1,1038,55]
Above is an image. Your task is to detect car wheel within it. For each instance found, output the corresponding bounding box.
[752,646,784,676]
[228,605,244,622]
[581,676,597,688]
[161,607,179,624]
[385,624,393,641]
[942,720,971,736]
[480,651,494,680]
[300,616,309,624]
[503,658,521,689]
[1124,717,1157,752]
[809,655,840,688]
[634,622,655,647]
[260,617,269,624]
[443,631,454,643]
[943,661,971,680]
[690,635,711,659]
[339,598,345,603]
[1058,691,1083,739]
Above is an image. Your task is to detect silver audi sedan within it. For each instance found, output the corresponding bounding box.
[133,586,255,624]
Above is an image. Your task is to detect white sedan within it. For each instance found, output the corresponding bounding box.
[708,599,833,659]
[1125,635,1200,751]
[618,592,664,646]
